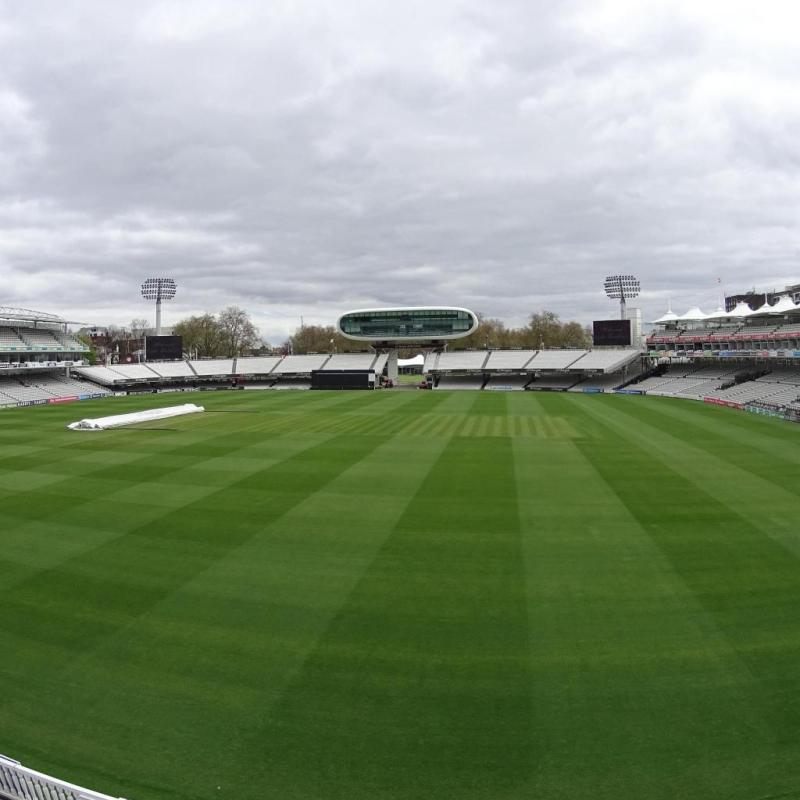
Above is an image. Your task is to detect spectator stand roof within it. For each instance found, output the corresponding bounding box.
[0,306,83,326]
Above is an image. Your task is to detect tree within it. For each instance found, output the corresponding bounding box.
[288,324,364,355]
[218,306,262,357]
[451,314,512,350]
[173,313,225,358]
[73,330,98,364]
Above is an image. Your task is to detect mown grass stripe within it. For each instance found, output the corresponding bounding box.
[240,436,531,800]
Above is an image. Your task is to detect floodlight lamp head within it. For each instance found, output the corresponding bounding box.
[604,275,640,300]
[141,277,177,301]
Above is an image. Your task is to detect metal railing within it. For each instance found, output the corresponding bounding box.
[0,754,128,800]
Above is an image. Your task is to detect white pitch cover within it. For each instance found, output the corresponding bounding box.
[67,403,204,430]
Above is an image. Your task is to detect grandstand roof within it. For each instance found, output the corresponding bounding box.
[762,295,799,314]
[675,306,708,321]
[0,306,76,325]
[652,309,679,323]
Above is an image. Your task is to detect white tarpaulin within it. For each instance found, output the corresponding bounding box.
[68,403,204,430]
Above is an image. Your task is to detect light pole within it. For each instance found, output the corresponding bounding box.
[141,278,177,336]
[604,275,641,320]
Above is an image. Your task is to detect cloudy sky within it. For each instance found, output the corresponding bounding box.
[1,0,799,343]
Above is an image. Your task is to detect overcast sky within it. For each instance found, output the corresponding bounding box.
[1,0,799,343]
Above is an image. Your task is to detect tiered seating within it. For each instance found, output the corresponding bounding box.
[0,378,58,403]
[735,324,780,337]
[189,359,235,376]
[108,364,159,380]
[762,367,800,384]
[484,350,537,370]
[235,356,280,374]
[55,332,89,350]
[75,365,129,385]
[44,374,109,396]
[634,365,739,399]
[530,374,582,390]
[435,351,489,371]
[146,361,195,378]
[17,329,62,349]
[529,350,587,370]
[372,353,388,374]
[0,328,28,349]
[568,349,639,372]
[485,375,530,390]
[435,375,484,390]
[675,324,741,338]
[271,354,330,374]
[321,353,376,370]
[569,373,628,392]
[423,352,440,372]
[705,368,800,408]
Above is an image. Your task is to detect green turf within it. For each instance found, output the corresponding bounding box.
[1,389,800,800]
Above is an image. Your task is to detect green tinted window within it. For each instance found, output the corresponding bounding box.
[340,309,475,338]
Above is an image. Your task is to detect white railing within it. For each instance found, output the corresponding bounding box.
[0,754,128,800]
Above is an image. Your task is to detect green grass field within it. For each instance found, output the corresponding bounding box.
[2,389,800,800]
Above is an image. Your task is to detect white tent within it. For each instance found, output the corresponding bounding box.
[703,305,728,320]
[675,306,708,322]
[760,295,799,315]
[398,354,424,367]
[728,301,757,319]
[652,309,679,324]
[706,302,754,320]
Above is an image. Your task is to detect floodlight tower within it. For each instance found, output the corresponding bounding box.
[604,275,640,320]
[141,277,177,336]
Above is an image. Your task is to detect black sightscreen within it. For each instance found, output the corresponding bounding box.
[146,335,183,360]
[311,370,374,390]
[592,320,631,347]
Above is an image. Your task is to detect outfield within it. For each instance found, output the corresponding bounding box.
[2,389,800,800]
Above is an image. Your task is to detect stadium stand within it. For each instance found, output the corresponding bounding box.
[435,375,485,390]
[64,348,643,396]
[0,308,98,408]
[484,350,537,370]
[144,361,195,378]
[372,353,389,375]
[18,329,63,349]
[271,354,331,373]
[704,369,800,407]
[55,332,88,350]
[568,349,639,372]
[73,366,127,385]
[321,353,377,370]
[484,374,531,390]
[0,328,28,349]
[235,356,281,374]
[0,379,56,404]
[528,350,588,370]
[569,372,632,392]
[189,359,235,376]
[435,351,491,371]
[423,351,440,372]
[633,365,736,398]
[0,375,108,406]
[106,364,159,380]
[45,374,107,396]
[632,363,800,410]
[529,373,582,390]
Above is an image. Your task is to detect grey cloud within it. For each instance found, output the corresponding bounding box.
[1,0,799,343]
